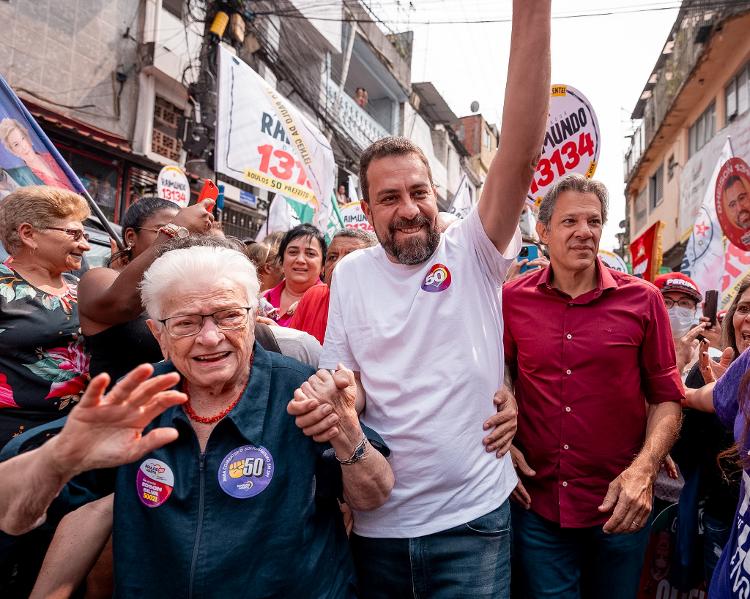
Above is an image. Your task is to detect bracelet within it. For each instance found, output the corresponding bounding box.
[335,435,368,465]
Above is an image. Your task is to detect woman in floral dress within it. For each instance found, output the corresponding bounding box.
[0,185,91,448]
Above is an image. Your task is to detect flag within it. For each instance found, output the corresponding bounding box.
[255,195,314,241]
[680,139,734,294]
[317,191,344,244]
[449,175,473,219]
[348,174,360,204]
[0,75,84,195]
[630,221,663,282]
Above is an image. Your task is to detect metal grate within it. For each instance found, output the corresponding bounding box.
[152,96,183,162]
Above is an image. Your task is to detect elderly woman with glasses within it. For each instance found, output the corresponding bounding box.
[21,242,393,598]
[0,185,92,448]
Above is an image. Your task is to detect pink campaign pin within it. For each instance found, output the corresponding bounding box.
[136,458,175,508]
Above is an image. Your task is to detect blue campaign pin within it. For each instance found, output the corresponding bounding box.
[218,445,274,499]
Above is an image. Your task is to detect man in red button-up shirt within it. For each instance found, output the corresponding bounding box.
[503,174,683,599]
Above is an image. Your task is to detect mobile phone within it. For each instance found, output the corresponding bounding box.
[518,245,540,273]
[197,179,219,211]
[703,289,719,327]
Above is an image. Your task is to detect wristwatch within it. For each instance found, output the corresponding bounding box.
[336,435,369,465]
[159,223,189,239]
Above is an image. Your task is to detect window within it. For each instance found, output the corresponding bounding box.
[726,62,750,123]
[634,188,648,232]
[649,165,663,209]
[688,101,715,157]
[482,127,491,151]
[152,96,183,162]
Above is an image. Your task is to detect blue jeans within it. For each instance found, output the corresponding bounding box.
[703,512,731,587]
[351,501,511,599]
[512,504,651,599]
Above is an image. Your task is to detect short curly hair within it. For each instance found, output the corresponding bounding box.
[0,185,90,253]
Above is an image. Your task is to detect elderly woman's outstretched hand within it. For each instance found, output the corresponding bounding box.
[50,364,187,478]
[288,366,358,444]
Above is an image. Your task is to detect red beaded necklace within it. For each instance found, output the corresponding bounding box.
[182,354,254,424]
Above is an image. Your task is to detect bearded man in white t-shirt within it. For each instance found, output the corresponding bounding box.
[288,3,551,597]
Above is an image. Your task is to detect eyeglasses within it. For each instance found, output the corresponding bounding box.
[44,227,89,242]
[663,297,697,309]
[159,306,253,338]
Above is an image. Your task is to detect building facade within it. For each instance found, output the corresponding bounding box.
[623,1,750,268]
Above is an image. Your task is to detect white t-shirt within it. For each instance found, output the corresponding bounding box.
[320,208,520,538]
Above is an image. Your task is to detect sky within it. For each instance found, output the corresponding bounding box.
[365,0,681,250]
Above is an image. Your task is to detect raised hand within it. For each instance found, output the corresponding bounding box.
[172,199,215,234]
[51,364,186,476]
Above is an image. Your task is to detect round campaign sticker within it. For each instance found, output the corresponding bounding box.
[136,458,175,508]
[218,445,274,499]
[421,263,452,293]
[527,84,601,209]
[715,157,750,250]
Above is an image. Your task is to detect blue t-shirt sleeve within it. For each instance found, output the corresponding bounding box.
[714,348,750,430]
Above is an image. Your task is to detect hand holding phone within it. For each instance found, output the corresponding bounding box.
[197,179,219,212]
[703,290,719,327]
[518,245,540,274]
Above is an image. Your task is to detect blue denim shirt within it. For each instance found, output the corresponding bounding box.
[56,344,356,598]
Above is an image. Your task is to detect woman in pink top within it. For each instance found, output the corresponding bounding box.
[262,224,326,327]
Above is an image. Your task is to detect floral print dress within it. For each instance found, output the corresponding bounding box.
[0,260,90,447]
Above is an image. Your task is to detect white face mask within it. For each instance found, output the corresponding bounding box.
[668,306,697,337]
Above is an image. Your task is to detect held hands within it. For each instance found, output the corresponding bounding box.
[509,445,535,510]
[598,461,655,534]
[287,365,360,451]
[172,199,215,234]
[49,365,186,478]
[483,386,518,457]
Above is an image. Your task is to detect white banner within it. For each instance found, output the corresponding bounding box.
[216,46,335,213]
[339,201,374,232]
[680,139,733,297]
[679,111,750,237]
[157,165,190,207]
[449,175,473,219]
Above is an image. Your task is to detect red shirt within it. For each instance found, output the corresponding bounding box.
[289,285,330,344]
[263,279,324,327]
[502,260,683,528]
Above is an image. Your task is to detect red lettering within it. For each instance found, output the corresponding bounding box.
[257,144,273,173]
[578,132,595,157]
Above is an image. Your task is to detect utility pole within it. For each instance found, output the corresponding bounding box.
[183,1,252,180]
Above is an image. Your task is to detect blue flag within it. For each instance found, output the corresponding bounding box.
[0,74,86,198]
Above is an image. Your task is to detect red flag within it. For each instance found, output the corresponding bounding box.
[630,221,664,282]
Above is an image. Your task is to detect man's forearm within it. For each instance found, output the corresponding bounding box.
[0,436,74,535]
[479,0,551,247]
[633,401,682,476]
[333,417,394,511]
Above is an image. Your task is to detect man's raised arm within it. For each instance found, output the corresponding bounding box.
[479,0,552,251]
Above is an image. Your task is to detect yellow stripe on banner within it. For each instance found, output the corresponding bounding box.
[264,88,319,210]
[552,85,567,97]
[243,168,316,204]
[585,161,597,178]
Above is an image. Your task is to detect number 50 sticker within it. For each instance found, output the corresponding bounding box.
[527,84,600,210]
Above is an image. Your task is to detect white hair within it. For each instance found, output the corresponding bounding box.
[141,246,260,319]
